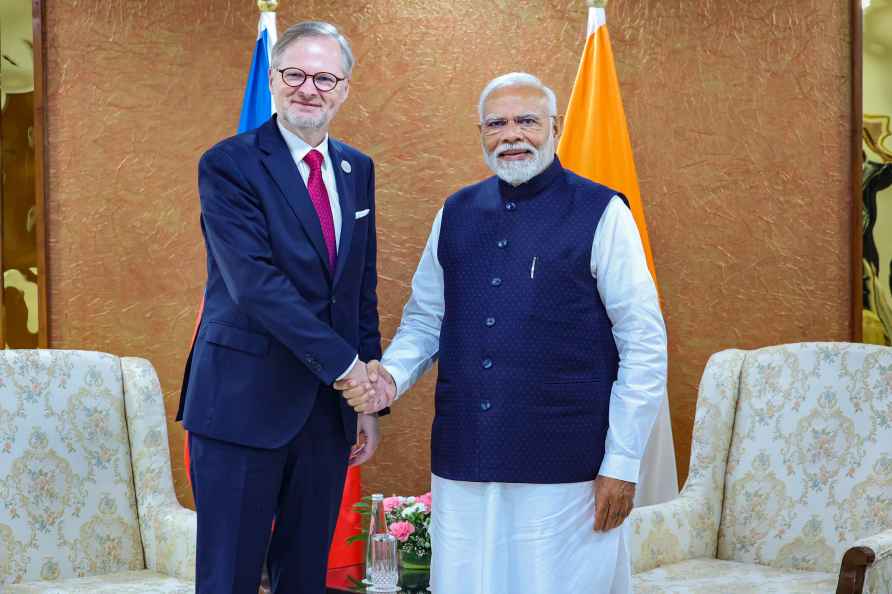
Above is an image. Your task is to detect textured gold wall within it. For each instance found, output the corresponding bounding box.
[46,0,853,506]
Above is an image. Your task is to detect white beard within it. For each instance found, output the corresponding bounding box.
[482,131,556,186]
[282,109,328,130]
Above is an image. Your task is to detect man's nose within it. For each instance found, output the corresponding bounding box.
[294,78,319,97]
[499,123,524,143]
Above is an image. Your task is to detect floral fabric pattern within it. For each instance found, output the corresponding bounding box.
[0,350,195,590]
[629,343,892,593]
[719,343,892,572]
[629,349,746,574]
[121,357,196,581]
[5,570,193,593]
[633,558,837,593]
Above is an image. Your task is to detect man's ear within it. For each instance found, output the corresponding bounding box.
[553,114,564,140]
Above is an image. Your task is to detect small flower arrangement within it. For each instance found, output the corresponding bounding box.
[352,492,432,569]
[383,493,432,566]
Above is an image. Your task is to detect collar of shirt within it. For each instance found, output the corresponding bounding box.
[276,119,333,173]
[275,119,343,248]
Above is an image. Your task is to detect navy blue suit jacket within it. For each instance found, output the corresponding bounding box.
[177,116,381,448]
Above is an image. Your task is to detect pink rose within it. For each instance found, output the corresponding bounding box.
[418,492,432,510]
[382,496,403,513]
[388,521,415,542]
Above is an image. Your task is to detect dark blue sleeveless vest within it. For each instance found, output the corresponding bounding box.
[433,157,622,484]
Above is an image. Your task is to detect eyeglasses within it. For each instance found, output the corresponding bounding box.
[277,67,345,92]
[480,115,556,136]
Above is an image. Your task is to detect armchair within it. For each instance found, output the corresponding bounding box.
[629,342,892,593]
[0,350,195,592]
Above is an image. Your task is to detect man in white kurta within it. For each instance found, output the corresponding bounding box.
[338,72,666,594]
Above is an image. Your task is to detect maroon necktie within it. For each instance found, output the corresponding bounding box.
[303,149,337,271]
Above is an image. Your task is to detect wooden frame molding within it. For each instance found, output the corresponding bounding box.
[32,0,49,347]
[851,0,863,343]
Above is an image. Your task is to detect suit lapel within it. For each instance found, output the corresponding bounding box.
[258,118,331,279]
[329,140,356,289]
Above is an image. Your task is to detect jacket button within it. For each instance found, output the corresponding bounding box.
[505,201,516,211]
[491,278,502,287]
[497,239,508,248]
[330,297,337,304]
[485,317,495,327]
[482,358,493,369]
[480,400,491,411]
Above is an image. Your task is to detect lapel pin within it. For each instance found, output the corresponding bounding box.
[341,160,352,174]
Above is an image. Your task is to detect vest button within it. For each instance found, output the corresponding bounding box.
[491,277,502,287]
[485,317,496,327]
[497,239,508,248]
[505,201,516,211]
[480,400,492,411]
[482,358,493,369]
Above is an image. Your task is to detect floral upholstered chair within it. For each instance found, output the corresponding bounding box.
[629,342,892,594]
[0,350,196,592]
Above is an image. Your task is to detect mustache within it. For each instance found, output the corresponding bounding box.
[493,142,537,158]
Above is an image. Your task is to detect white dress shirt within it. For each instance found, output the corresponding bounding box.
[381,196,668,484]
[276,120,343,248]
[277,120,359,380]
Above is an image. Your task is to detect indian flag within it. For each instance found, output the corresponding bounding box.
[557,1,678,507]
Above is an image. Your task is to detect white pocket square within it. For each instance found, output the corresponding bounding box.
[355,209,370,219]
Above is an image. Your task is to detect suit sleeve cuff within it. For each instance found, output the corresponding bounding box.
[335,355,360,382]
[598,453,640,484]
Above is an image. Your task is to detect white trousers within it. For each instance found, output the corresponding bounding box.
[430,474,632,594]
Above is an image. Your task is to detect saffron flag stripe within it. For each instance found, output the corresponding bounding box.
[556,6,678,507]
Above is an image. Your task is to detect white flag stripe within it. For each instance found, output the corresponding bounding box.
[259,11,277,117]
[581,4,679,507]
[587,6,606,37]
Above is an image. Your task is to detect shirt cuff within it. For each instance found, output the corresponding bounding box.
[598,453,641,484]
[382,363,409,400]
[335,355,360,382]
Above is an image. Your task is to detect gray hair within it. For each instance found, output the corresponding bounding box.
[271,21,355,77]
[478,72,558,121]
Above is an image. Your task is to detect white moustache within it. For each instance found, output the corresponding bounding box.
[495,142,537,158]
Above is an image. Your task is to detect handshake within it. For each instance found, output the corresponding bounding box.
[334,360,397,414]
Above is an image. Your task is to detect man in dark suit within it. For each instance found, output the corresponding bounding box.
[177,21,382,594]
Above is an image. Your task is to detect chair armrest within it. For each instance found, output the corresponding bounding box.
[629,349,746,574]
[629,489,721,574]
[141,501,197,581]
[836,528,892,594]
[121,357,196,581]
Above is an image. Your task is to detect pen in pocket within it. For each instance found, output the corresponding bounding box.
[530,256,537,279]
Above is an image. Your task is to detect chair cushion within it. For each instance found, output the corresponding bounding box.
[718,343,892,572]
[5,570,192,593]
[0,350,144,584]
[633,558,837,593]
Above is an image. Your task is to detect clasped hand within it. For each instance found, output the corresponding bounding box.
[334,360,396,414]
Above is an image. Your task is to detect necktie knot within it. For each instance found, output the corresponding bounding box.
[304,149,324,172]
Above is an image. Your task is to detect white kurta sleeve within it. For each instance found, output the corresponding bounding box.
[593,196,668,484]
[380,209,446,398]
